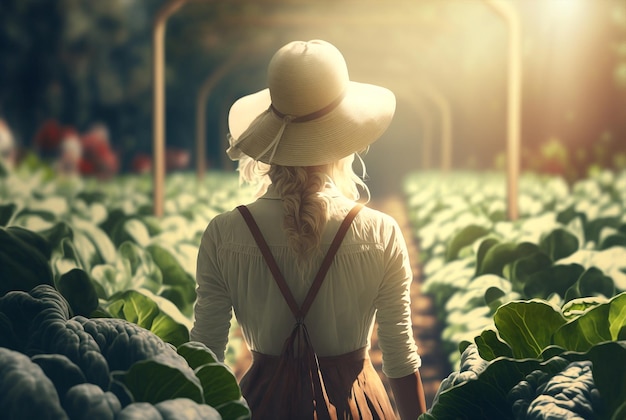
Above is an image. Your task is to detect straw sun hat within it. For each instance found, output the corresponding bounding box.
[227,39,396,167]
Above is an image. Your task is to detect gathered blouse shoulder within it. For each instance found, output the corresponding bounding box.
[190,194,421,378]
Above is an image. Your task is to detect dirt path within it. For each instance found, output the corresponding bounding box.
[230,194,452,411]
[369,194,452,409]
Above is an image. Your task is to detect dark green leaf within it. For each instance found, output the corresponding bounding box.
[584,216,622,244]
[586,341,626,418]
[564,267,614,301]
[474,329,512,361]
[474,238,499,277]
[112,355,203,405]
[600,233,626,250]
[539,228,579,261]
[523,264,585,299]
[118,241,162,293]
[477,242,538,278]
[0,203,17,226]
[195,363,241,407]
[215,399,251,420]
[556,204,583,225]
[445,225,490,262]
[509,251,552,287]
[484,286,506,310]
[177,341,219,370]
[57,268,99,317]
[39,221,74,250]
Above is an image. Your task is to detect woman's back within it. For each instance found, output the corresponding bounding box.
[194,187,419,379]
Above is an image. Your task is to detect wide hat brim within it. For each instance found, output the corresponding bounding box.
[227,81,396,166]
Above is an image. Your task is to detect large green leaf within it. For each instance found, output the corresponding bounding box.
[195,363,241,408]
[57,268,99,317]
[539,228,579,261]
[429,356,565,420]
[0,203,17,226]
[522,263,585,299]
[553,305,611,352]
[600,232,626,250]
[561,296,609,320]
[99,208,128,242]
[112,354,203,405]
[76,190,108,205]
[494,300,567,359]
[177,342,245,410]
[147,243,196,315]
[609,293,626,340]
[474,238,499,277]
[474,329,513,361]
[105,289,189,347]
[60,236,89,270]
[476,242,538,278]
[584,216,622,244]
[507,251,552,287]
[110,217,152,248]
[426,342,626,420]
[177,341,219,369]
[118,241,162,294]
[552,293,626,352]
[564,267,615,301]
[40,221,74,250]
[71,217,117,265]
[445,275,509,314]
[147,244,194,288]
[215,399,251,420]
[90,262,132,299]
[445,225,490,262]
[586,341,626,418]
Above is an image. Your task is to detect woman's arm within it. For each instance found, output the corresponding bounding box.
[376,215,427,418]
[389,370,427,419]
[190,220,233,361]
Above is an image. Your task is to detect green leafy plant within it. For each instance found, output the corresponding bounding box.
[0,285,250,419]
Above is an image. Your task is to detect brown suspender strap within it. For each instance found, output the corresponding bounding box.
[237,204,363,321]
[237,205,300,317]
[299,204,363,319]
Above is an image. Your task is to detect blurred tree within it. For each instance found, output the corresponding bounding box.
[0,0,164,170]
[1,0,624,175]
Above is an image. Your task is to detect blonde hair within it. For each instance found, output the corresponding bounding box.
[237,153,369,264]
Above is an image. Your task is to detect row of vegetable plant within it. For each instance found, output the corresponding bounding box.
[404,169,626,419]
[1,156,256,419]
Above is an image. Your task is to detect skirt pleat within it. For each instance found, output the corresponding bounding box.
[240,347,396,420]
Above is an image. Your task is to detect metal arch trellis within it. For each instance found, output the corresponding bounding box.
[151,0,521,219]
[152,0,188,218]
[484,0,522,221]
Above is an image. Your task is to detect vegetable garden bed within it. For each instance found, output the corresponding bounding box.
[3,157,626,419]
[0,161,255,419]
[403,169,626,419]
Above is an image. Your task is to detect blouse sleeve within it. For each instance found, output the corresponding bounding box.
[190,219,233,362]
[373,216,422,378]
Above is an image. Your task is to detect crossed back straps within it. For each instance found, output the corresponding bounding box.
[237,204,363,322]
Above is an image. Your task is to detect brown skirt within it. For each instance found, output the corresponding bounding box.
[239,347,396,420]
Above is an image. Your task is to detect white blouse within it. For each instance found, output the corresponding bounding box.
[191,185,421,379]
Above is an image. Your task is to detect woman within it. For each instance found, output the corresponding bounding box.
[191,39,426,419]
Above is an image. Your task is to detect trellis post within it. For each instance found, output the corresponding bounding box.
[485,0,522,221]
[152,0,188,217]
